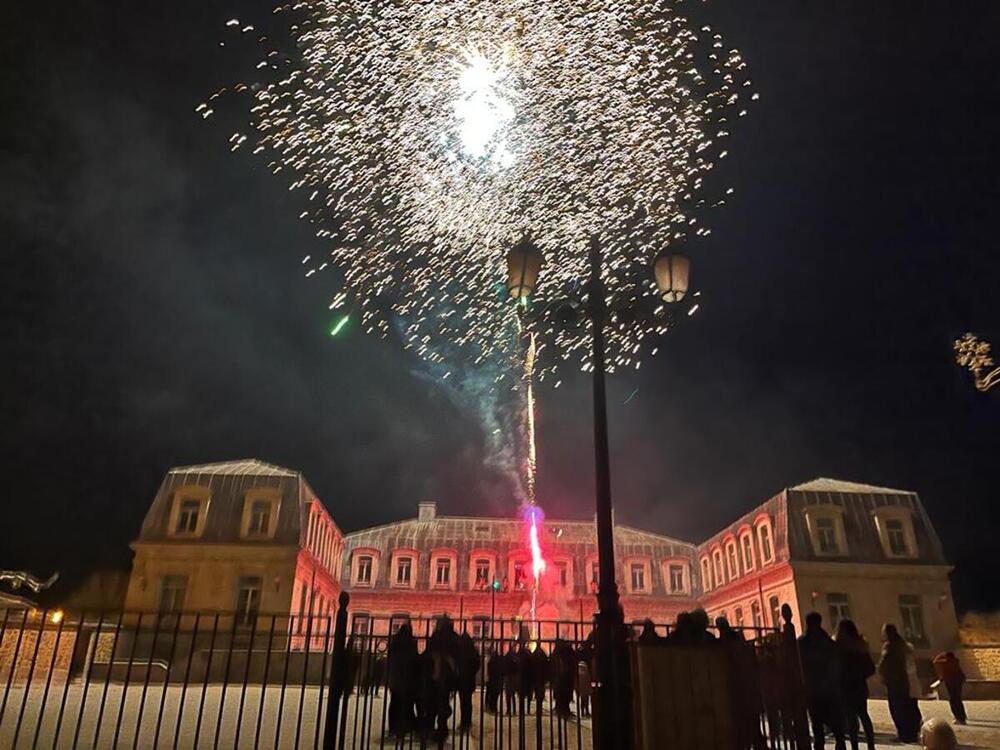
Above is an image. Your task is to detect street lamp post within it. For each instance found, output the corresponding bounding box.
[505,235,690,750]
[586,236,633,750]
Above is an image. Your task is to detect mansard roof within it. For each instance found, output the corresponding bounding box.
[135,459,322,545]
[169,459,299,477]
[790,477,914,495]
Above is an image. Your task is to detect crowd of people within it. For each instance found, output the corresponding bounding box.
[347,610,967,748]
[797,612,966,750]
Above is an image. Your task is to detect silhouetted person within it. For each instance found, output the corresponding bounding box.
[715,615,746,643]
[427,616,460,743]
[638,619,663,644]
[456,630,480,731]
[835,619,876,750]
[485,647,503,713]
[691,608,717,643]
[933,651,966,725]
[878,623,921,742]
[527,642,550,710]
[517,641,534,712]
[667,611,694,643]
[551,638,576,716]
[798,612,847,750]
[576,655,592,717]
[414,648,436,735]
[504,641,520,714]
[387,622,417,736]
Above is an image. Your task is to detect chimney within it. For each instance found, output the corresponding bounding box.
[418,501,437,522]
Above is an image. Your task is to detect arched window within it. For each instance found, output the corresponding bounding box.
[739,529,755,572]
[700,556,713,591]
[712,548,725,586]
[725,539,739,581]
[755,517,775,565]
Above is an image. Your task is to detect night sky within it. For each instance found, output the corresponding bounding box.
[3,2,999,611]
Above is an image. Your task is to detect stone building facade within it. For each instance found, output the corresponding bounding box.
[124,461,960,656]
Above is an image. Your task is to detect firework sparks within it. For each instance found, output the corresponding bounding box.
[208,0,751,378]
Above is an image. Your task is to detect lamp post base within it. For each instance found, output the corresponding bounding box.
[593,588,633,750]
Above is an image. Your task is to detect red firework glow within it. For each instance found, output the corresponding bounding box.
[523,503,546,586]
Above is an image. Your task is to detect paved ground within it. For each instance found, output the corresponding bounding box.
[867,699,1000,749]
[2,680,998,748]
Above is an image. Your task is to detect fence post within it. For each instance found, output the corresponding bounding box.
[323,591,350,750]
[780,605,812,750]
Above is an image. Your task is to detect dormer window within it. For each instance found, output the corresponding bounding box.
[435,558,451,586]
[357,555,373,584]
[630,563,646,592]
[241,491,281,540]
[816,517,838,553]
[803,507,847,557]
[396,557,412,585]
[886,520,907,555]
[667,563,686,594]
[177,499,201,534]
[168,487,210,538]
[474,558,490,588]
[872,507,918,559]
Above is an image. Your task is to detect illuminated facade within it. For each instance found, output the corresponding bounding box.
[125,462,959,656]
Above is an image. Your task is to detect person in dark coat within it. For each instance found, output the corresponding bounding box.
[933,651,967,725]
[575,655,592,717]
[503,641,520,714]
[551,638,576,716]
[715,615,746,643]
[387,622,418,736]
[427,616,460,742]
[517,641,534,712]
[691,609,717,643]
[527,642,550,710]
[638,619,663,644]
[456,630,480,731]
[835,619,876,750]
[877,623,921,742]
[485,647,503,714]
[798,612,847,750]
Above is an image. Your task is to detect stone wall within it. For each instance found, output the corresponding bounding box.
[959,645,1000,680]
[0,623,77,685]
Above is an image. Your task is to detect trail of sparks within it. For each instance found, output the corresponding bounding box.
[525,331,537,503]
[206,1,753,379]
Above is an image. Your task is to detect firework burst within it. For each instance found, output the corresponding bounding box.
[207,0,752,378]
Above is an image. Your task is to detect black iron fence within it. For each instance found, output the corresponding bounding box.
[0,598,810,749]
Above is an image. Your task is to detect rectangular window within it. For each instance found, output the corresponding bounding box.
[751,601,762,628]
[248,499,271,535]
[886,519,908,556]
[769,596,781,628]
[396,557,412,585]
[735,607,744,627]
[591,561,599,588]
[435,558,451,586]
[556,561,569,587]
[236,576,262,626]
[827,592,851,628]
[158,575,187,613]
[472,617,489,640]
[816,517,839,553]
[514,560,527,590]
[713,552,725,585]
[352,613,371,636]
[630,563,646,592]
[701,559,712,590]
[474,558,490,587]
[175,499,201,534]
[899,595,926,645]
[669,564,685,593]
[356,555,373,585]
[389,614,409,634]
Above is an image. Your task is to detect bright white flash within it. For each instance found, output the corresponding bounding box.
[451,49,514,168]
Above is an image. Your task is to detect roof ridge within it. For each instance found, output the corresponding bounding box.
[789,477,914,495]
